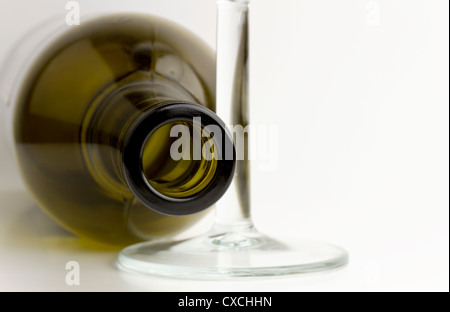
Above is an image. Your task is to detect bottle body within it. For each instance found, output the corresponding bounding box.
[12,14,229,246]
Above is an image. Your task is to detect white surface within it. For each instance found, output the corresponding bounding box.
[0,0,448,292]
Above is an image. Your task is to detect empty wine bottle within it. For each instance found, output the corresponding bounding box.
[4,14,235,246]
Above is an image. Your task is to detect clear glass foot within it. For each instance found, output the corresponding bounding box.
[118,225,348,278]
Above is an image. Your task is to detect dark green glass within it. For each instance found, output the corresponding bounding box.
[13,14,235,247]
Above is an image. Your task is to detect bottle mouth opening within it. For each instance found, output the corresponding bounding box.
[122,103,236,216]
[141,120,219,200]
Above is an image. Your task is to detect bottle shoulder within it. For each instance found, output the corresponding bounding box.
[14,13,216,141]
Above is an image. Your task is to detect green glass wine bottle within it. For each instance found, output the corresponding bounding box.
[11,14,235,247]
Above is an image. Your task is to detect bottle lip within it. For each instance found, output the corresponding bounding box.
[122,102,236,217]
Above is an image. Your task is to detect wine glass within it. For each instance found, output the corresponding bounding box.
[117,0,348,278]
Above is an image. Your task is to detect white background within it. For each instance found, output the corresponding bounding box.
[0,0,448,292]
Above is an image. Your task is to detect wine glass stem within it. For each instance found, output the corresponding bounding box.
[215,0,252,230]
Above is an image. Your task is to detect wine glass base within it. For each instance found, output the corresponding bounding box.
[118,226,348,279]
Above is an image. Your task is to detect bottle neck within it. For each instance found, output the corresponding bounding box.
[82,75,236,216]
